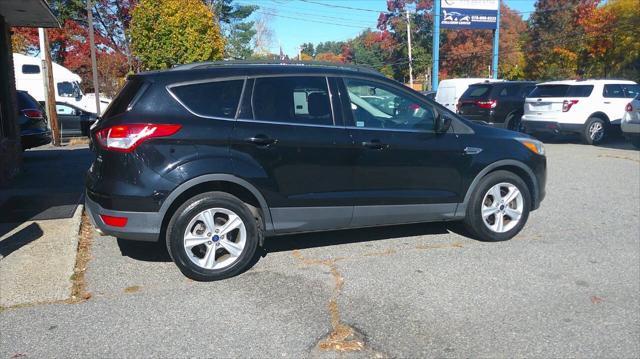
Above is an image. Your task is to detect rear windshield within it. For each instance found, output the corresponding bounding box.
[103,78,145,117]
[529,85,594,98]
[461,85,491,99]
[16,91,40,110]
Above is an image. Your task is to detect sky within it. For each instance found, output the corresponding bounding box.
[237,0,537,57]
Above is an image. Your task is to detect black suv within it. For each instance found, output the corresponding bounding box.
[457,81,536,131]
[86,63,546,281]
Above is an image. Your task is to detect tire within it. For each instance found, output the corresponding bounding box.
[506,113,522,132]
[166,191,260,281]
[582,117,607,145]
[463,170,531,242]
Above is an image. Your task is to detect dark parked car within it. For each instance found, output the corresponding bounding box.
[457,81,536,131]
[86,62,547,281]
[17,90,51,150]
[55,102,97,137]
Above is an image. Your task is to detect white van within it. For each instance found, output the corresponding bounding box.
[435,78,503,112]
[13,53,110,115]
[521,79,639,145]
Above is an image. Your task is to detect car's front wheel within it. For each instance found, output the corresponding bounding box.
[463,170,531,242]
[166,192,260,281]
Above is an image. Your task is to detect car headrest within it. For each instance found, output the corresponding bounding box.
[307,92,330,117]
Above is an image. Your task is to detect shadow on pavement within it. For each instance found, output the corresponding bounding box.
[115,221,453,265]
[0,146,93,237]
[0,222,44,258]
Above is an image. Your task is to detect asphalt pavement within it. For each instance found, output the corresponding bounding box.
[1,140,638,358]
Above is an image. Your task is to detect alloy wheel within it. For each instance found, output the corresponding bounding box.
[589,121,604,142]
[183,207,246,270]
[481,182,524,233]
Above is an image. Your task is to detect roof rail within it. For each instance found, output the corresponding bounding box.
[170,60,383,76]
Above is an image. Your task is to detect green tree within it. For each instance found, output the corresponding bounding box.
[205,0,258,59]
[129,0,224,70]
[300,42,315,57]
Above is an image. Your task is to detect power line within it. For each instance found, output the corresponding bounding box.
[298,0,383,13]
[255,10,373,29]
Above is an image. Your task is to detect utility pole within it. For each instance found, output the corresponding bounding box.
[87,0,101,116]
[406,9,413,88]
[432,0,441,91]
[39,28,60,146]
[491,0,501,79]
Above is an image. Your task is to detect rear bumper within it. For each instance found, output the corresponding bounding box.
[85,193,162,242]
[21,131,52,149]
[621,120,640,135]
[521,120,583,136]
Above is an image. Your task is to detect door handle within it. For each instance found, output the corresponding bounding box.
[361,140,389,150]
[245,135,277,146]
[603,101,611,104]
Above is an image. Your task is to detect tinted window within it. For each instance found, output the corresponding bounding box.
[16,92,40,110]
[463,85,491,98]
[603,84,625,98]
[529,85,569,98]
[622,84,640,98]
[566,85,593,97]
[57,81,78,97]
[171,79,243,119]
[520,85,536,98]
[529,85,593,98]
[22,64,40,74]
[103,78,145,117]
[253,76,332,126]
[497,84,519,97]
[345,78,435,131]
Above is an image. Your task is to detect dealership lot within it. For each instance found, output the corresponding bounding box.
[1,141,638,358]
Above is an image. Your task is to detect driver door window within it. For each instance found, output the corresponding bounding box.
[344,78,435,132]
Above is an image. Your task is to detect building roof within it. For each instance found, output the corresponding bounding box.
[0,0,59,28]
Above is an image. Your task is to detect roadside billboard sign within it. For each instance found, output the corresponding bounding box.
[440,0,499,29]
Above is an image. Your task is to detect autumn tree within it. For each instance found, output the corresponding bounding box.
[523,0,598,80]
[129,0,225,70]
[579,0,639,80]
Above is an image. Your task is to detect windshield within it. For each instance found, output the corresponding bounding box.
[57,81,83,98]
[529,84,594,98]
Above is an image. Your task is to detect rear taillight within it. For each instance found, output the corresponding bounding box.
[562,99,579,112]
[100,214,128,227]
[475,100,497,109]
[95,123,182,153]
[626,102,633,112]
[22,109,43,119]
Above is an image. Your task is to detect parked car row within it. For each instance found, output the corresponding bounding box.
[434,78,640,147]
[17,90,97,150]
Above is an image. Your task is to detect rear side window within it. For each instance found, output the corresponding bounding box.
[603,84,625,98]
[496,85,519,97]
[462,85,491,98]
[622,84,640,98]
[171,79,244,119]
[252,76,333,126]
[103,79,145,117]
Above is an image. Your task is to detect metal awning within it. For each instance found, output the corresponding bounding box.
[0,0,59,28]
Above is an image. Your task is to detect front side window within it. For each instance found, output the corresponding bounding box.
[252,76,333,126]
[170,79,244,118]
[22,64,40,74]
[345,78,435,131]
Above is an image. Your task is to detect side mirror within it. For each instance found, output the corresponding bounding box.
[435,112,452,133]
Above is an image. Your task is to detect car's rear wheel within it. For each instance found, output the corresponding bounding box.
[582,117,607,145]
[166,191,260,281]
[463,170,531,242]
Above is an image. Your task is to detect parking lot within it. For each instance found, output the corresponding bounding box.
[1,140,638,358]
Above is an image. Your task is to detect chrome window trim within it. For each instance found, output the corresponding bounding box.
[236,118,338,129]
